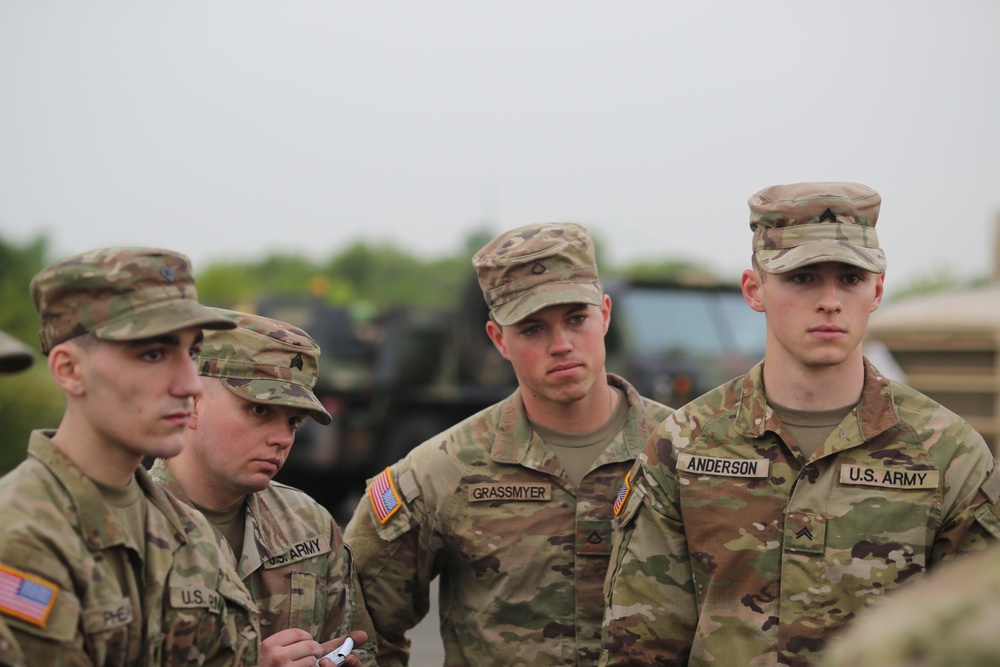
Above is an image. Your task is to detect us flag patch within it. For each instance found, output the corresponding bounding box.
[613,471,631,516]
[370,467,403,524]
[0,564,59,627]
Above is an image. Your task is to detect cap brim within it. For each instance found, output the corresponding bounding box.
[0,331,35,373]
[94,300,238,342]
[220,378,333,426]
[757,240,886,274]
[491,281,602,326]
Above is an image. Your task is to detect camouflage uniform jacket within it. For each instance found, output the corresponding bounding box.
[0,431,260,666]
[149,461,377,664]
[817,543,1000,667]
[0,619,25,667]
[343,373,672,667]
[601,359,1000,667]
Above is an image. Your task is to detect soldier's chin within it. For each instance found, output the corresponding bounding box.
[147,436,186,461]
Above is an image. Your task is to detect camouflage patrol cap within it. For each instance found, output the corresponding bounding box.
[197,309,332,425]
[0,330,34,373]
[30,247,236,354]
[749,182,886,274]
[472,222,602,326]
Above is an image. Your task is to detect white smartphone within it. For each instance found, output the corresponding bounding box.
[319,637,354,666]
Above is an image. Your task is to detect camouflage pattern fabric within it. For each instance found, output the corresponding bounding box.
[601,359,1000,667]
[196,308,332,425]
[29,247,235,354]
[0,431,260,666]
[343,374,672,666]
[749,182,887,274]
[818,543,1000,667]
[0,619,25,667]
[472,222,603,326]
[149,461,377,665]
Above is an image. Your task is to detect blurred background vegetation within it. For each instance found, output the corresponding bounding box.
[0,228,989,473]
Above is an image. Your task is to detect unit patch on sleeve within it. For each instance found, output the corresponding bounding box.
[840,465,940,490]
[613,471,631,516]
[0,564,59,627]
[467,482,551,503]
[370,467,403,524]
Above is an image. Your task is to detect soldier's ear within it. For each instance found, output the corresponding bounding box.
[48,341,85,396]
[741,269,766,314]
[485,320,511,360]
[188,396,202,430]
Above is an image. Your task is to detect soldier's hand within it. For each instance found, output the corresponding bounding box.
[260,627,325,666]
[317,631,369,667]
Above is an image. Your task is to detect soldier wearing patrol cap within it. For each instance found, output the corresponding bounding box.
[343,222,673,666]
[601,183,1000,666]
[149,309,372,667]
[0,247,263,666]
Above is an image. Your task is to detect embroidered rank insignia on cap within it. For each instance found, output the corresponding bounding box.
[370,467,403,524]
[0,564,59,627]
[613,471,631,516]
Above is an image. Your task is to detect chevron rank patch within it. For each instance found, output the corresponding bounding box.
[613,471,631,516]
[370,467,403,524]
[0,564,59,627]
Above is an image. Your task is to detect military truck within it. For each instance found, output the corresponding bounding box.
[865,282,1000,456]
[262,274,766,522]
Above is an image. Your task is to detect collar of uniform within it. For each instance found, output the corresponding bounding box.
[149,458,263,577]
[489,374,645,469]
[27,431,191,551]
[733,358,900,447]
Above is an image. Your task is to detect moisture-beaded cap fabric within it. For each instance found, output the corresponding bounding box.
[749,182,886,274]
[30,246,236,354]
[472,222,603,326]
[197,308,332,426]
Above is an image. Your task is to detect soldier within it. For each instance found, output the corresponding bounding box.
[0,247,268,665]
[149,309,375,666]
[818,542,1000,666]
[343,222,673,666]
[0,329,34,667]
[600,182,1000,666]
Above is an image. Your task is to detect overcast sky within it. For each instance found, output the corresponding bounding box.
[2,2,998,298]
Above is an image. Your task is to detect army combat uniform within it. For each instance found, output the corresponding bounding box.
[0,431,260,666]
[818,542,1000,667]
[602,360,1000,666]
[149,461,377,662]
[345,374,672,666]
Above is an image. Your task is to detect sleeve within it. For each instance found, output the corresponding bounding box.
[342,463,442,667]
[932,425,1000,563]
[0,540,94,667]
[599,456,698,666]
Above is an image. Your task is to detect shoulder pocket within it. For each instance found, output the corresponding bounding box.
[371,468,419,542]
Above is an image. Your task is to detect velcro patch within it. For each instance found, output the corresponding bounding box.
[82,598,133,633]
[840,465,939,490]
[678,454,770,478]
[0,565,59,627]
[263,535,332,569]
[169,587,223,615]
[981,466,1000,505]
[613,472,631,516]
[467,483,550,503]
[370,468,403,524]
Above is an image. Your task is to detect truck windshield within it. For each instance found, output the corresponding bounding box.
[617,286,766,359]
